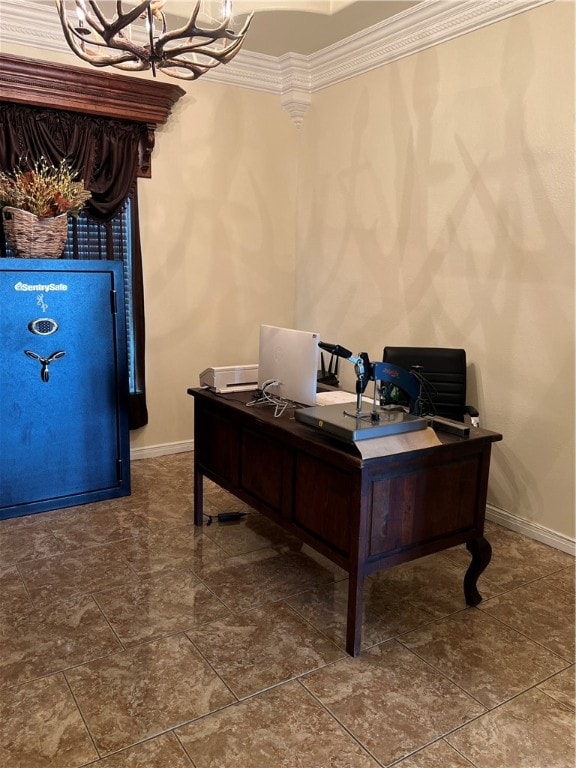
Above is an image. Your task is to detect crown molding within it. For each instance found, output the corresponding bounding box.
[0,0,555,126]
[307,0,556,91]
[199,0,556,124]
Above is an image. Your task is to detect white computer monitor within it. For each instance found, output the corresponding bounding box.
[258,325,320,406]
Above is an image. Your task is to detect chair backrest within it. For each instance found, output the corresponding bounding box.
[383,346,468,421]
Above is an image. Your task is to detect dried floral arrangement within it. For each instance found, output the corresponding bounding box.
[0,157,91,218]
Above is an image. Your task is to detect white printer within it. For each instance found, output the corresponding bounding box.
[199,364,258,393]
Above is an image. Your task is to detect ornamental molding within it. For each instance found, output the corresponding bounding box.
[0,0,554,125]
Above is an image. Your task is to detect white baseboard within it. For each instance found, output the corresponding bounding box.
[486,504,575,556]
[128,443,575,556]
[130,440,194,461]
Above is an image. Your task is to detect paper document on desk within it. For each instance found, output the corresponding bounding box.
[316,391,368,406]
[354,427,442,459]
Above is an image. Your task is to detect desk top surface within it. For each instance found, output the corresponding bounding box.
[188,387,502,464]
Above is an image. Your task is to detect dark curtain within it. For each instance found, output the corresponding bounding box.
[0,102,148,428]
[126,187,148,429]
[0,102,141,221]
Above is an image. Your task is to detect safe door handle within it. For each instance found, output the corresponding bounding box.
[24,350,66,382]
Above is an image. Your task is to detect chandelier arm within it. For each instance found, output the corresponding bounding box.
[154,61,207,80]
[74,26,151,63]
[82,0,151,42]
[156,15,252,65]
[58,20,151,69]
[106,60,157,72]
[158,53,245,78]
[55,6,133,65]
[156,8,252,51]
[158,34,245,66]
[58,2,156,64]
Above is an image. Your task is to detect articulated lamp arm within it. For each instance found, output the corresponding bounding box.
[319,342,423,417]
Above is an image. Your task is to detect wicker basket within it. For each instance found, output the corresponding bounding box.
[2,206,69,258]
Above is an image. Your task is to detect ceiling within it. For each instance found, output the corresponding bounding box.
[238,1,422,57]
[29,1,423,60]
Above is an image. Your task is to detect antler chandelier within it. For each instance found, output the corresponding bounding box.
[55,1,253,80]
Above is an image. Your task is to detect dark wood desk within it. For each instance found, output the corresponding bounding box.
[188,388,502,656]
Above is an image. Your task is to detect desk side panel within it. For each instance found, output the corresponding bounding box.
[240,428,287,517]
[291,453,352,557]
[367,446,491,559]
[194,402,240,488]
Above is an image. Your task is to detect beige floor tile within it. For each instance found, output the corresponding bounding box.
[479,571,575,660]
[111,523,225,575]
[196,545,339,612]
[286,578,433,650]
[134,506,196,530]
[537,665,575,711]
[363,552,472,619]
[0,673,98,767]
[0,512,47,531]
[117,491,195,529]
[41,498,128,521]
[89,732,193,767]
[46,506,152,550]
[446,687,575,768]
[0,594,122,689]
[0,523,63,567]
[396,739,476,767]
[297,542,349,580]
[176,680,380,768]
[543,563,575,596]
[65,633,236,756]
[2,455,574,768]
[400,608,568,708]
[301,640,485,766]
[0,564,33,616]
[202,485,255,516]
[202,512,300,556]
[18,542,138,606]
[156,451,194,469]
[187,601,344,698]
[94,569,231,646]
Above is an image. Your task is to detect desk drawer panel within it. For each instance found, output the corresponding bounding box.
[292,454,351,556]
[369,457,478,556]
[196,408,239,486]
[240,429,285,513]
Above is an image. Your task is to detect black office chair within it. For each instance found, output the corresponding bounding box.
[382,346,479,424]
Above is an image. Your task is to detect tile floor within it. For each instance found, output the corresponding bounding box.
[0,452,574,768]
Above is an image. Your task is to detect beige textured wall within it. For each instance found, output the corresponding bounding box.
[3,0,574,542]
[132,83,298,450]
[296,1,574,540]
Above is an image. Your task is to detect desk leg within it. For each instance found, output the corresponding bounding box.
[346,571,364,657]
[194,466,204,527]
[464,536,492,606]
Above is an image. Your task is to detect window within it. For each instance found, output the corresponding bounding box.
[63,198,137,394]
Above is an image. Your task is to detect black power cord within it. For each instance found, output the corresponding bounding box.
[203,512,247,525]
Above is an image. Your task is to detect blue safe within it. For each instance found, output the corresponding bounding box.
[0,259,131,519]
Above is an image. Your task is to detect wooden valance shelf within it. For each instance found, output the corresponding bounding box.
[0,53,185,177]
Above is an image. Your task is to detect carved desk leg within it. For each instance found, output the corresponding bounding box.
[464,536,492,606]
